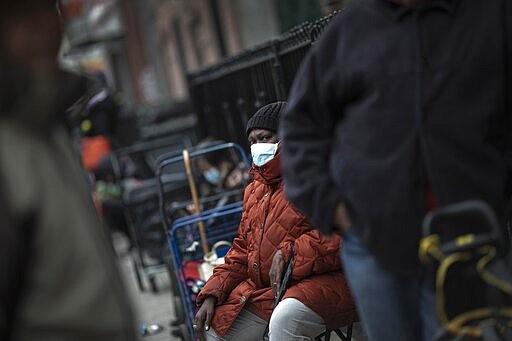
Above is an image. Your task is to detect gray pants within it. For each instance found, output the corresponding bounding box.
[205,298,326,341]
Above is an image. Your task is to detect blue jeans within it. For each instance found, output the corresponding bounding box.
[341,230,439,341]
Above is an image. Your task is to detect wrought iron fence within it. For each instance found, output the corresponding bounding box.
[187,11,340,148]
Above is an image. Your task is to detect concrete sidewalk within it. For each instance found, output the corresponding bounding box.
[114,231,180,341]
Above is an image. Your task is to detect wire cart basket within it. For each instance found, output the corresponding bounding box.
[168,202,243,340]
[156,142,250,339]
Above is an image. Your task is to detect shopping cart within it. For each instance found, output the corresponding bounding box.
[167,202,243,340]
[121,174,189,292]
[111,136,193,292]
[156,142,250,339]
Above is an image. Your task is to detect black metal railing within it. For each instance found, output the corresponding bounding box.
[187,11,341,148]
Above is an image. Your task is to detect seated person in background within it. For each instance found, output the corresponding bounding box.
[193,102,358,341]
[181,138,248,214]
[194,138,248,196]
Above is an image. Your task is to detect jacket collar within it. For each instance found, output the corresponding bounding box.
[250,148,282,185]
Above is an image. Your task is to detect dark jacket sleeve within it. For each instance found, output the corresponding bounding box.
[280,17,349,235]
[0,190,31,341]
[504,0,512,199]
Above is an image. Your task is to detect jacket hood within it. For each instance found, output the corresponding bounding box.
[250,147,282,185]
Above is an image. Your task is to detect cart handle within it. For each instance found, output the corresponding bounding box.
[183,149,209,254]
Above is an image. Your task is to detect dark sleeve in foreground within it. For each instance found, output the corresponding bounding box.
[279,17,348,235]
[0,192,32,341]
[504,0,512,199]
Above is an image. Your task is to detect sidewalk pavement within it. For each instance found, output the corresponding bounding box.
[114,232,180,341]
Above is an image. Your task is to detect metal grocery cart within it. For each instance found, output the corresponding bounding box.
[155,142,250,339]
[111,135,194,292]
[167,202,243,340]
[121,175,189,292]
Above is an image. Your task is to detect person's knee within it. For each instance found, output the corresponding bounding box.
[268,304,287,331]
[204,327,221,341]
[269,298,325,338]
[269,298,299,336]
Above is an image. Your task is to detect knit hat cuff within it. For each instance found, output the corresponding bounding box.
[246,101,286,136]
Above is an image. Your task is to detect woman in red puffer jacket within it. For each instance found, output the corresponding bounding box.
[194,102,358,341]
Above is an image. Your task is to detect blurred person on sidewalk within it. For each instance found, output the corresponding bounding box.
[280,0,512,340]
[0,1,137,340]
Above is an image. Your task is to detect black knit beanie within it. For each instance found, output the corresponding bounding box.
[246,101,287,136]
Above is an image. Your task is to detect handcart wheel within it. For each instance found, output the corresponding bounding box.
[169,294,187,339]
[172,294,186,324]
[149,276,158,293]
[169,294,185,327]
[132,259,145,292]
[165,260,181,298]
[178,322,191,341]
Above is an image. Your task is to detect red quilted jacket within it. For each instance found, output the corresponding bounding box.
[196,149,358,337]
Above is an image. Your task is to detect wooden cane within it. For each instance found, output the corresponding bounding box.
[182,149,209,254]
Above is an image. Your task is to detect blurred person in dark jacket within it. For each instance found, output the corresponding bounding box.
[280,0,512,340]
[80,72,120,173]
[0,1,136,340]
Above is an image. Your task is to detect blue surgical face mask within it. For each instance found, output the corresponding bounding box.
[203,167,221,185]
[251,142,278,167]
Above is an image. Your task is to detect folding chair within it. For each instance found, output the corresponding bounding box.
[315,325,353,341]
[263,245,354,341]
